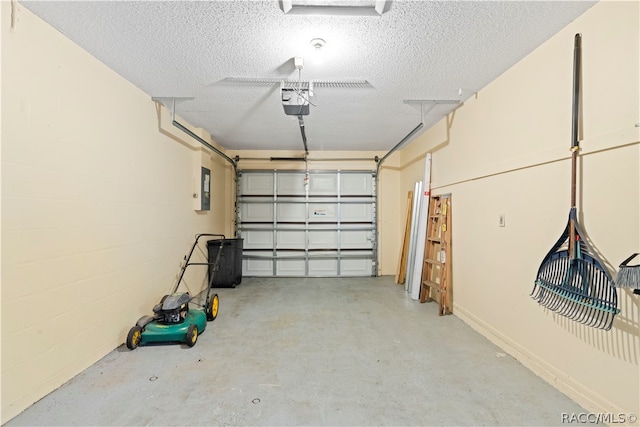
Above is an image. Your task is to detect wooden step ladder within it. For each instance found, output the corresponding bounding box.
[419,194,452,315]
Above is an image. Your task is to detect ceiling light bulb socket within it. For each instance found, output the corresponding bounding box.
[310,38,326,49]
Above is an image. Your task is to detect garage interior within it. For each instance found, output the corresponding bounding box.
[2,0,639,426]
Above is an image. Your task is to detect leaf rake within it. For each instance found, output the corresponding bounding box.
[530,34,620,330]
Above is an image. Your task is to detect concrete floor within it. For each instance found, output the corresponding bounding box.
[6,276,590,426]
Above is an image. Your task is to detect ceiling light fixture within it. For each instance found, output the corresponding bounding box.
[309,38,326,65]
[310,38,326,50]
[280,0,392,16]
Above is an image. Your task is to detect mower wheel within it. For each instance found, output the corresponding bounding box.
[126,326,142,350]
[186,324,198,347]
[206,294,219,321]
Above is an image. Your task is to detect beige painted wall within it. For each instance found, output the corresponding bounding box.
[399,0,639,417]
[1,3,233,422]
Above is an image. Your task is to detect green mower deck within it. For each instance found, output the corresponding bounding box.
[140,309,207,345]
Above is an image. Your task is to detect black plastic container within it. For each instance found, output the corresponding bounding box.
[207,238,243,288]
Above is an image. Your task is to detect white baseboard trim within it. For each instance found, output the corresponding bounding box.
[452,303,630,422]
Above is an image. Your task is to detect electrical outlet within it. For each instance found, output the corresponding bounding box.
[499,214,506,227]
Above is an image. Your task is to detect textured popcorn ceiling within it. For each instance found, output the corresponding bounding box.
[21,1,595,152]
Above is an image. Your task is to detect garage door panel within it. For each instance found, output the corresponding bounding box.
[241,173,274,195]
[276,257,305,276]
[341,230,373,249]
[308,259,338,276]
[243,230,274,249]
[276,230,305,249]
[308,230,338,249]
[243,254,273,276]
[241,203,274,222]
[341,173,373,195]
[277,173,306,195]
[341,258,374,276]
[309,174,337,195]
[309,203,337,222]
[277,203,306,222]
[341,204,372,222]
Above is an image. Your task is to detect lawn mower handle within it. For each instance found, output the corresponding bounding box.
[172,234,227,294]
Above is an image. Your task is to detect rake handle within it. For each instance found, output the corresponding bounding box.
[568,34,581,259]
[571,33,581,209]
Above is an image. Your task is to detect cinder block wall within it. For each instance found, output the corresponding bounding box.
[1,3,233,422]
[399,0,639,418]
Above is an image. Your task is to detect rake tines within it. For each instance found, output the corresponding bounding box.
[533,261,619,329]
[532,210,620,330]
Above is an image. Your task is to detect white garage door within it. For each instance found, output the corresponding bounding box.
[237,170,377,277]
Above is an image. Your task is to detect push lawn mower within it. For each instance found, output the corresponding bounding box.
[126,234,225,350]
